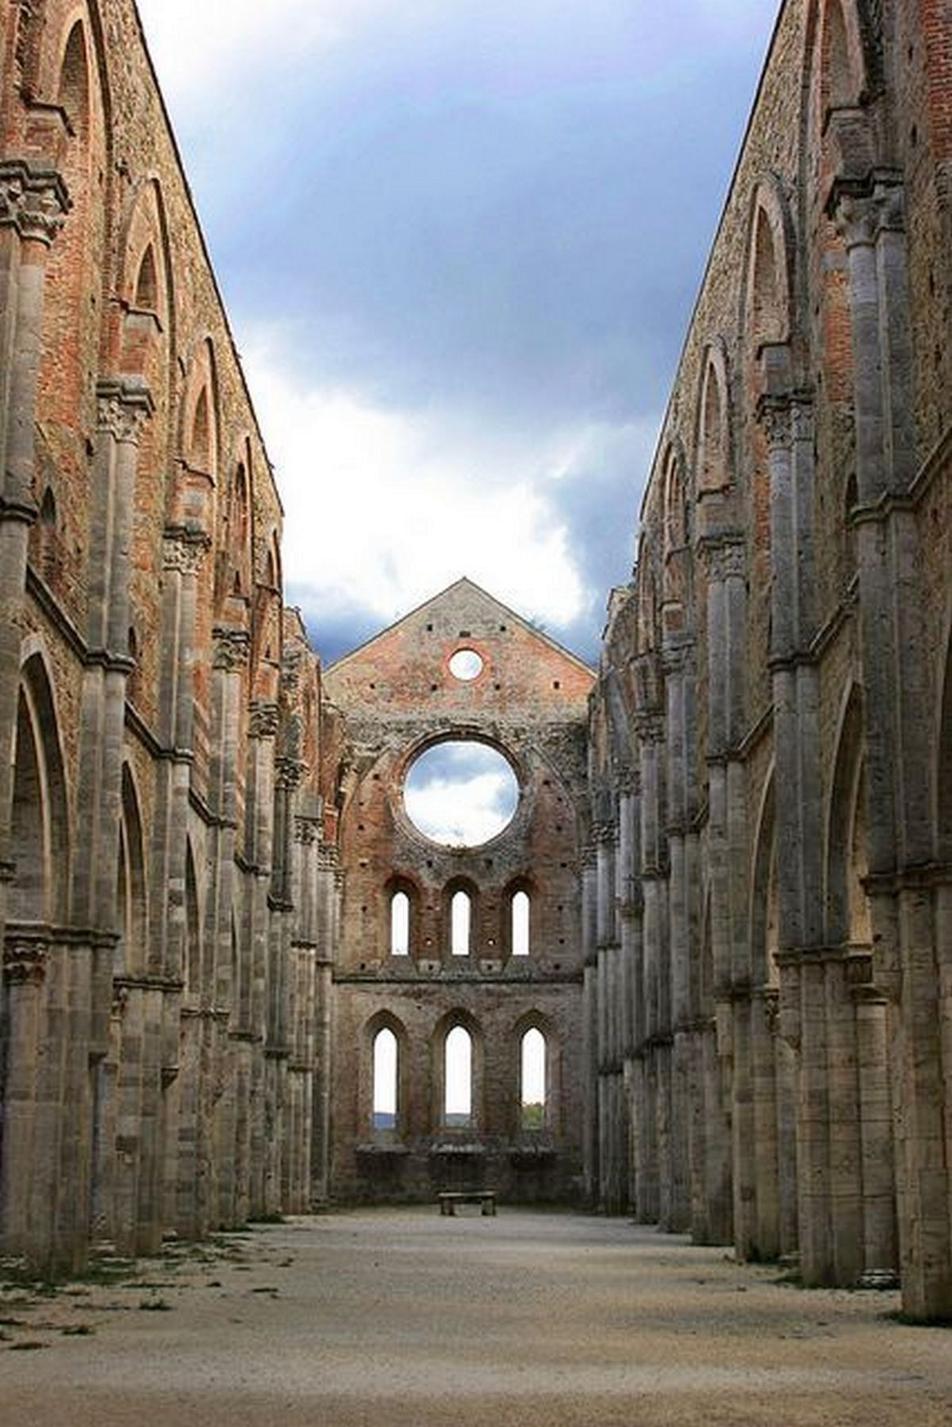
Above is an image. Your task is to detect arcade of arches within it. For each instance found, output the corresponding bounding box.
[0,0,950,1329]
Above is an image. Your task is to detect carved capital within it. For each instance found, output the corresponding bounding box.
[3,938,47,985]
[756,393,793,451]
[276,755,305,792]
[162,526,209,576]
[635,711,666,745]
[281,645,304,696]
[661,644,694,679]
[831,174,905,249]
[594,821,617,847]
[700,537,746,583]
[0,160,69,244]
[96,378,154,445]
[212,627,251,672]
[631,650,663,716]
[316,844,339,872]
[248,700,280,739]
[293,816,320,845]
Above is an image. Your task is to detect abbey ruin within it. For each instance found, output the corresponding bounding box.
[0,0,950,1331]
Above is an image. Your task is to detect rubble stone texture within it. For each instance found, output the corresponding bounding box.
[0,0,949,1334]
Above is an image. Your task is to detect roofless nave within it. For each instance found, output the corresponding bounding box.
[0,0,951,1333]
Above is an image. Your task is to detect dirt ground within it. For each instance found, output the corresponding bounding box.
[1,1208,950,1427]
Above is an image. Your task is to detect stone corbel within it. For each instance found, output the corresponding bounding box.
[0,158,69,244]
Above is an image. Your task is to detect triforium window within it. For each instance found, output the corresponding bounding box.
[512,889,530,956]
[451,889,471,956]
[444,1025,473,1127]
[390,889,410,956]
[521,1027,546,1130]
[373,1027,398,1133]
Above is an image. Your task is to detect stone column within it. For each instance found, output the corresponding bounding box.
[310,843,339,1205]
[68,383,154,1264]
[637,711,666,1223]
[207,628,250,1228]
[834,174,937,1313]
[153,528,206,1238]
[0,939,47,1255]
[580,853,599,1205]
[244,700,279,1217]
[0,163,68,921]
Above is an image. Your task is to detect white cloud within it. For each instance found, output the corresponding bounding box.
[136,0,394,111]
[405,769,516,848]
[242,330,605,646]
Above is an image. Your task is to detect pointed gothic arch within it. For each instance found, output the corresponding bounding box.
[10,650,71,927]
[749,769,779,989]
[696,341,732,494]
[826,684,871,948]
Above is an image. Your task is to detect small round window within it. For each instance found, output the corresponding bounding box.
[404,739,518,847]
[449,648,483,681]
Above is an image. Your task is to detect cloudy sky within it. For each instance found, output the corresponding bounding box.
[136,0,775,665]
[404,741,519,846]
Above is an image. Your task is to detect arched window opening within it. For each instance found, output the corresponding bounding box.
[39,485,57,529]
[134,243,158,310]
[765,836,780,989]
[664,457,686,553]
[58,22,90,139]
[127,626,141,704]
[230,914,240,1014]
[699,357,728,492]
[751,206,783,345]
[373,1027,398,1133]
[826,0,855,109]
[444,1026,472,1127]
[848,759,872,947]
[511,890,530,957]
[844,470,858,580]
[36,486,58,582]
[234,464,249,547]
[521,1028,546,1131]
[118,766,147,976]
[185,841,201,995]
[451,889,471,956]
[10,691,46,923]
[190,387,210,471]
[390,889,410,957]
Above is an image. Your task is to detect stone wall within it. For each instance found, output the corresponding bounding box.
[323,579,593,1204]
[0,0,337,1273]
[587,0,952,1322]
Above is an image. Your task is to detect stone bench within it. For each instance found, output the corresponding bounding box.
[438,1190,497,1217]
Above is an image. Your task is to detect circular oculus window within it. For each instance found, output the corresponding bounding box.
[448,648,483,681]
[404,739,518,847]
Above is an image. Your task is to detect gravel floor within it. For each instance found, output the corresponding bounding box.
[1,1208,950,1426]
